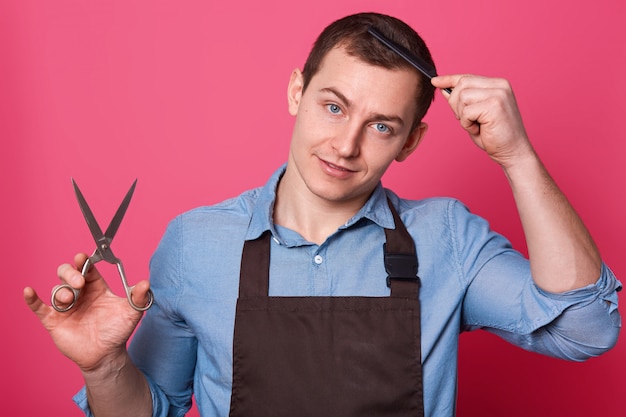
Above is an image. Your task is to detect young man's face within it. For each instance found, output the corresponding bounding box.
[285,46,428,207]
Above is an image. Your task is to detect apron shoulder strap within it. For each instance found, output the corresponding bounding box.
[239,231,271,298]
[384,199,420,299]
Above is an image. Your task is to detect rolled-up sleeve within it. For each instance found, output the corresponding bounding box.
[453,200,621,361]
[73,374,172,417]
[497,264,622,361]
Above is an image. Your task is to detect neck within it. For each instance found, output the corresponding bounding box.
[273,169,367,245]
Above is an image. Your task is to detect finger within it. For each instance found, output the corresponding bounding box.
[57,263,85,289]
[431,74,465,91]
[460,87,519,129]
[430,76,454,103]
[459,95,502,137]
[73,252,89,270]
[438,74,508,90]
[24,286,51,318]
[432,74,476,118]
[459,114,481,137]
[129,279,152,309]
[54,259,95,311]
[71,253,106,285]
[454,88,494,124]
[432,74,484,99]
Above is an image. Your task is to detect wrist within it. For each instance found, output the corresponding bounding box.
[500,147,545,187]
[81,349,130,383]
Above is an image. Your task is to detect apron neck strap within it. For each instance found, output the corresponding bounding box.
[239,230,271,297]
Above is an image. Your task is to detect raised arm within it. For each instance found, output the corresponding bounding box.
[432,75,601,292]
[24,253,153,417]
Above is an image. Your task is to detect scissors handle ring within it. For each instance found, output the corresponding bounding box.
[115,260,154,312]
[51,284,80,313]
[128,287,154,312]
[48,257,91,312]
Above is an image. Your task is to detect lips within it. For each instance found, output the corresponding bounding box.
[319,157,357,178]
[326,161,351,171]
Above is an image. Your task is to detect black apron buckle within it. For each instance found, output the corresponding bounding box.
[384,245,420,288]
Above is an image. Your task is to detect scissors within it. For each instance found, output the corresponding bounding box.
[51,179,154,312]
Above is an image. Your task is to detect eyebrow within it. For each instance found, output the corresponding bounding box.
[320,87,406,127]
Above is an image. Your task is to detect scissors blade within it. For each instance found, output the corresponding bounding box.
[103,179,137,241]
[72,178,106,243]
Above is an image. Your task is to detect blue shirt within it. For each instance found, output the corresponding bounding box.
[74,164,621,417]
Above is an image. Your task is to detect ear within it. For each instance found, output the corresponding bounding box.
[395,122,428,162]
[287,69,304,116]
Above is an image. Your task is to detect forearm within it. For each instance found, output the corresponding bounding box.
[504,150,602,292]
[83,350,153,417]
[431,74,603,291]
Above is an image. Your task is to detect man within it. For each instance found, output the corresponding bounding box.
[24,12,621,417]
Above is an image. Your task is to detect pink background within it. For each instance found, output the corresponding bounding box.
[3,0,625,415]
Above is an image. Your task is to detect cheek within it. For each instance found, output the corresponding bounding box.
[296,111,332,141]
[362,140,405,169]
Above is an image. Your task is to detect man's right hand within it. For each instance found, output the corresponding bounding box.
[23,252,151,373]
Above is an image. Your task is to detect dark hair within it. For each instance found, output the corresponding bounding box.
[302,12,437,128]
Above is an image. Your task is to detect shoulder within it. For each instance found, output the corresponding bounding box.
[180,187,260,223]
[384,189,471,222]
[163,187,263,242]
[152,187,264,274]
[383,190,497,248]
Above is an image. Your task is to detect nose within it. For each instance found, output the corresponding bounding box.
[330,123,362,158]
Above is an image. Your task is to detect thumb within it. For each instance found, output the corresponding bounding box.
[24,286,52,320]
[129,279,153,311]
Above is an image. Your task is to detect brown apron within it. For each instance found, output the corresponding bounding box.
[229,201,424,417]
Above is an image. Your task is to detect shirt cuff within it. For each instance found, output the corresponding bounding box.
[72,386,93,417]
[536,262,621,326]
[72,374,170,417]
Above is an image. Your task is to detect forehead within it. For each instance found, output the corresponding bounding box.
[309,47,421,116]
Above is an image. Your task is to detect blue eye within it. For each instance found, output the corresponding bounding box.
[328,104,341,114]
[374,123,390,133]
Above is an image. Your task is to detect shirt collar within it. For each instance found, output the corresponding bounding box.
[245,163,396,242]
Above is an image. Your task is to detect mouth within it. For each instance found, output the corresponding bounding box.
[319,158,357,178]
[326,161,352,172]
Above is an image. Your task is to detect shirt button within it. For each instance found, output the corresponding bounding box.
[314,255,323,264]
